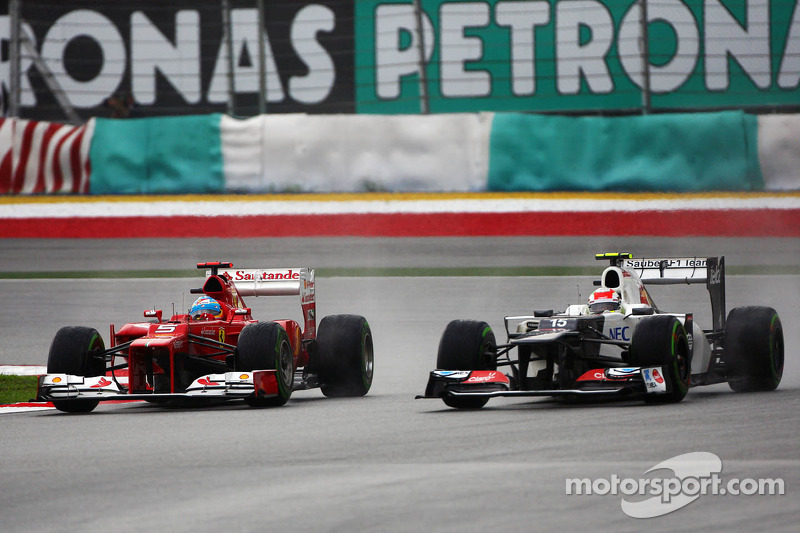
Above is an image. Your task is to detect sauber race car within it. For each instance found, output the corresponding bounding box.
[419,253,784,409]
[38,262,374,413]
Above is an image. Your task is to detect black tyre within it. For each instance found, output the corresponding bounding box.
[315,314,374,397]
[724,306,784,392]
[47,326,106,413]
[237,322,294,407]
[629,315,691,404]
[436,319,497,409]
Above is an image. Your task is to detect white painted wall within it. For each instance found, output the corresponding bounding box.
[758,114,800,190]
[220,113,493,192]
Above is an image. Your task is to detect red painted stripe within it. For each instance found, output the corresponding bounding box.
[0,151,12,194]
[10,121,38,193]
[51,126,79,193]
[1,210,798,238]
[69,128,87,193]
[34,123,62,193]
[0,118,11,194]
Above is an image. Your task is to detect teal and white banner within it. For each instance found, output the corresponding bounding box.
[3,111,800,193]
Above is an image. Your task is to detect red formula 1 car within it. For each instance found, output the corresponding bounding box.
[38,261,374,412]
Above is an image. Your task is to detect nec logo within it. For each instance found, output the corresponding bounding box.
[608,326,630,341]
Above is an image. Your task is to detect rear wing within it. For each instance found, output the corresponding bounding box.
[201,263,316,339]
[597,253,726,331]
[211,267,314,298]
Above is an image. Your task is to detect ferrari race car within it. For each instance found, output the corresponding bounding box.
[38,261,374,413]
[419,253,784,408]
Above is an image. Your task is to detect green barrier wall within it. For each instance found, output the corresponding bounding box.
[89,114,224,194]
[487,111,762,192]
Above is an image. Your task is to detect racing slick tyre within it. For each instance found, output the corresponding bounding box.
[628,315,691,404]
[47,326,106,413]
[436,320,497,409]
[315,314,374,397]
[724,306,784,392]
[236,322,294,407]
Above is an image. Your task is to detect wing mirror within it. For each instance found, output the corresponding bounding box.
[144,309,163,322]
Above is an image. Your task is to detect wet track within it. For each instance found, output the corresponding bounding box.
[1,237,799,532]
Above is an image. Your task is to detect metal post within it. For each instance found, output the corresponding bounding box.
[640,0,651,114]
[9,0,21,117]
[256,0,267,115]
[412,0,430,114]
[221,0,235,115]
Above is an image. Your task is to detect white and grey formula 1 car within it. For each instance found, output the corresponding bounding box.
[419,253,784,408]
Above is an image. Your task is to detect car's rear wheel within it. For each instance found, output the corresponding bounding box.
[47,326,106,413]
[628,315,691,404]
[237,322,294,406]
[437,319,497,409]
[724,306,784,392]
[315,314,374,397]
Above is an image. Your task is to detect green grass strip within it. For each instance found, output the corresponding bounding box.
[0,375,39,405]
[0,265,797,279]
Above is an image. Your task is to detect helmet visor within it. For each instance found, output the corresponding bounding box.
[589,301,620,313]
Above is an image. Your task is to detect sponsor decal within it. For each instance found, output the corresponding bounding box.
[466,371,498,383]
[577,370,606,382]
[197,376,219,386]
[624,258,707,269]
[227,269,301,281]
[708,263,722,285]
[434,371,471,379]
[218,329,226,344]
[639,286,651,305]
[605,367,639,379]
[607,326,630,341]
[642,367,667,393]
[90,377,113,388]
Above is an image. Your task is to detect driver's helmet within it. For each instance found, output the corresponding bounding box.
[588,288,621,314]
[190,296,222,320]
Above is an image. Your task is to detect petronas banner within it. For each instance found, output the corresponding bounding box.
[355,0,800,114]
[3,1,798,120]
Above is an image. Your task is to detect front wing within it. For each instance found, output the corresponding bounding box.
[38,370,280,403]
[417,367,672,402]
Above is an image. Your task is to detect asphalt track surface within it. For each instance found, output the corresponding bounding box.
[1,237,799,532]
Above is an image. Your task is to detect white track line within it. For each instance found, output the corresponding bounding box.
[1,196,799,218]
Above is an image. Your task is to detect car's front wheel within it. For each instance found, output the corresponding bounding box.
[436,319,497,409]
[47,326,106,413]
[237,322,294,407]
[629,315,691,404]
